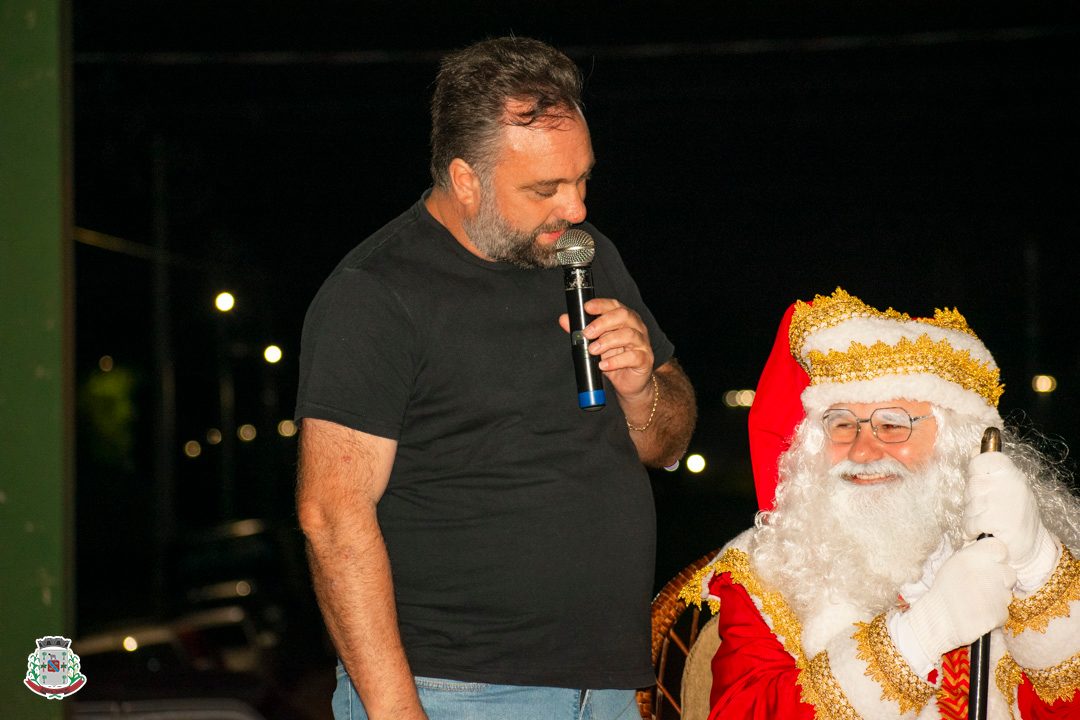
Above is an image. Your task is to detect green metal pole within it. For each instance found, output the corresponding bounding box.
[0,0,72,715]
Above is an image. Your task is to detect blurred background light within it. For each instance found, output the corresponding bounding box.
[183,440,201,458]
[237,423,257,441]
[1032,374,1057,393]
[206,428,222,445]
[214,291,235,312]
[723,389,756,408]
[263,344,283,363]
[686,454,706,473]
[277,419,297,437]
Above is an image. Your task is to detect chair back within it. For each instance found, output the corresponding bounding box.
[636,548,721,719]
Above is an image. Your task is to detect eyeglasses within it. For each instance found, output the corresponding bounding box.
[821,407,932,444]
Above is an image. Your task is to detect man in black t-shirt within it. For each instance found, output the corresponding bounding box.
[295,36,697,720]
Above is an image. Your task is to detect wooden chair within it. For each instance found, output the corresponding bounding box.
[636,548,722,720]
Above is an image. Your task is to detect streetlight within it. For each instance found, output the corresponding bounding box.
[214,290,237,518]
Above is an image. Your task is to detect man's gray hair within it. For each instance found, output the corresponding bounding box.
[429,36,584,189]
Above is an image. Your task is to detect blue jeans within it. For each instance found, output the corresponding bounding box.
[332,664,638,720]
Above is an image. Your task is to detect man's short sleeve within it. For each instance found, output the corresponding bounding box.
[295,266,417,440]
[588,226,675,369]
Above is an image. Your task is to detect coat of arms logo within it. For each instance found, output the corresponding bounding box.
[24,636,87,699]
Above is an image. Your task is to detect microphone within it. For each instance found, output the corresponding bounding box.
[556,229,606,411]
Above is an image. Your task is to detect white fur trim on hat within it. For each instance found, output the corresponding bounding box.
[790,289,1004,421]
[801,316,995,368]
[802,374,1002,425]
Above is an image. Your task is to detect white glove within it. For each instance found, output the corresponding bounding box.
[897,538,952,608]
[893,539,1015,672]
[964,452,1059,590]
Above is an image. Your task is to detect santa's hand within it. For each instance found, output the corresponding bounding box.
[964,452,1058,589]
[894,539,1015,670]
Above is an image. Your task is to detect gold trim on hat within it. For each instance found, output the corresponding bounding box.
[790,288,910,359]
[789,288,1003,408]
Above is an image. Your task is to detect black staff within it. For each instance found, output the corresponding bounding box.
[968,426,1001,720]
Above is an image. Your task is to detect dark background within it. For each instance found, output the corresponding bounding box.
[70,2,1079,717]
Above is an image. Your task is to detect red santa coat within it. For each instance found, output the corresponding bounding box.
[680,542,1080,720]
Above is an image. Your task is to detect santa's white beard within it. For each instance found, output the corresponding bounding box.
[822,459,948,605]
[753,446,967,617]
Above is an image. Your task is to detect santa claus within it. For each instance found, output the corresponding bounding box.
[683,288,1080,719]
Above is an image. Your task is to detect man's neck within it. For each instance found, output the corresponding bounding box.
[424,188,486,260]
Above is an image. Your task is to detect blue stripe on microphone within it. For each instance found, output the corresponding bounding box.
[578,389,606,409]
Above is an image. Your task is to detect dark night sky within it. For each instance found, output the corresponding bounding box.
[70,2,1080,630]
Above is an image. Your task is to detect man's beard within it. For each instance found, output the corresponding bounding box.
[752,443,967,616]
[462,185,569,270]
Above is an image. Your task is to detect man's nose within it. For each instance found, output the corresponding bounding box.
[557,185,587,225]
[848,423,884,463]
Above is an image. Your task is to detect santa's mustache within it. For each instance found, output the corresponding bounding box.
[828,457,912,483]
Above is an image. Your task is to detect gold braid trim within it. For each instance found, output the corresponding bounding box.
[678,549,869,717]
[853,613,936,715]
[790,288,911,359]
[1027,653,1080,705]
[789,288,979,358]
[799,651,863,720]
[1007,544,1080,635]
[678,562,722,614]
[677,548,808,665]
[787,288,1003,408]
[995,655,1024,716]
[804,336,1003,408]
[997,651,1080,706]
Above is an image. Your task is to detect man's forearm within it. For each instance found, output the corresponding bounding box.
[296,420,425,720]
[623,358,697,468]
[305,517,427,720]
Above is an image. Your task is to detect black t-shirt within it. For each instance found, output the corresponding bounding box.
[295,194,674,689]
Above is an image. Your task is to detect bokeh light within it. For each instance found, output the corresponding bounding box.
[1032,375,1057,393]
[723,389,756,408]
[214,292,235,312]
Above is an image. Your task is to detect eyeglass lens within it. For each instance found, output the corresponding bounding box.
[823,408,914,444]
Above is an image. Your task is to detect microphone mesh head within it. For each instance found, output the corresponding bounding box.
[555,229,596,267]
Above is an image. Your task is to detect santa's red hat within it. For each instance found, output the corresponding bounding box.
[747,302,808,512]
[748,288,1004,511]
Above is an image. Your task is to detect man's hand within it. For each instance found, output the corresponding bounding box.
[558,297,653,400]
[897,539,1015,667]
[558,299,697,468]
[964,452,1058,588]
